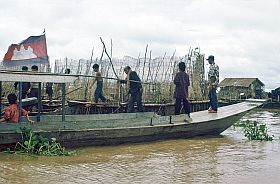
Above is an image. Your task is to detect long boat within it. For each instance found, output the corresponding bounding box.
[0,70,264,149]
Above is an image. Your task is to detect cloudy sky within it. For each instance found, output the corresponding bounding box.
[0,0,279,90]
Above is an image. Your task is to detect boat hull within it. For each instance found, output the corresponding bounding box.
[0,113,243,149]
[60,113,242,148]
[0,101,263,150]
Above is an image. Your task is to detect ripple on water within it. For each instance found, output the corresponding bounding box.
[0,110,280,184]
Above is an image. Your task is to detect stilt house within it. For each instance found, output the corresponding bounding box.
[219,78,265,100]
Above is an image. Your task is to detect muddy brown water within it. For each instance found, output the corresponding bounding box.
[1,110,280,184]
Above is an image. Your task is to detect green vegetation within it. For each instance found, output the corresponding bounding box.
[234,120,273,141]
[6,127,75,156]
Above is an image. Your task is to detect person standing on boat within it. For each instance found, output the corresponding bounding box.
[64,68,70,75]
[0,93,33,124]
[46,68,53,104]
[14,66,31,99]
[64,68,71,91]
[121,66,143,113]
[28,65,39,99]
[90,64,106,103]
[59,68,71,98]
[27,65,39,112]
[206,55,219,113]
[173,62,191,121]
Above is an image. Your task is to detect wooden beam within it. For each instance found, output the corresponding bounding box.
[0,70,77,83]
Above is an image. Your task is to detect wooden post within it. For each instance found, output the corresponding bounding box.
[37,82,42,122]
[62,83,66,122]
[0,81,2,119]
[118,81,121,107]
[19,81,23,122]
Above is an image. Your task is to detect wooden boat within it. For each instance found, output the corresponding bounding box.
[0,100,263,149]
[0,70,264,149]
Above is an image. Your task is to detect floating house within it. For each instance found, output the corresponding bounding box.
[271,87,280,102]
[218,78,265,100]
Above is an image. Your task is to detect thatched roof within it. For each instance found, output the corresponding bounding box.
[219,78,264,87]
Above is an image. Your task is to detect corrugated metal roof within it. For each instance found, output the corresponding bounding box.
[219,78,264,87]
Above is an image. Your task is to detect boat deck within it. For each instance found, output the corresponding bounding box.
[0,100,263,132]
[191,100,263,123]
[0,100,264,148]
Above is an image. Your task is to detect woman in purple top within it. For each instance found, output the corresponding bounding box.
[173,62,191,118]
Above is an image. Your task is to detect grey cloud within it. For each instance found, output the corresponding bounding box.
[0,0,279,89]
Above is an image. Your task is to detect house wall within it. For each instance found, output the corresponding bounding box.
[219,86,251,100]
[271,87,280,101]
[218,79,265,100]
[252,81,265,99]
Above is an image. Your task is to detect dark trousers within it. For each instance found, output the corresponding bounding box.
[28,88,38,98]
[46,86,53,101]
[175,98,190,116]
[21,91,28,99]
[94,83,106,103]
[28,88,39,112]
[208,87,218,111]
[94,91,106,103]
[128,90,143,113]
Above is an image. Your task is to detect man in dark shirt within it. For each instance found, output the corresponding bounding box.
[14,66,30,99]
[28,65,39,99]
[27,65,39,112]
[121,66,143,113]
[46,67,53,103]
[174,62,191,121]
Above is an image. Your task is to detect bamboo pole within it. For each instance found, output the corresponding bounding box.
[142,44,148,81]
[84,47,94,100]
[135,52,141,73]
[99,37,119,79]
[146,50,152,82]
[154,52,166,82]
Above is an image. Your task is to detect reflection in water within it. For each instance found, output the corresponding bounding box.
[0,110,280,184]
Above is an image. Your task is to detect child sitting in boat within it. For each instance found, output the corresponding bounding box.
[0,93,33,124]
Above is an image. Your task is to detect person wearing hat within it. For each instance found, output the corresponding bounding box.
[206,55,219,113]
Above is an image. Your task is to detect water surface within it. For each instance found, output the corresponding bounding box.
[0,110,279,184]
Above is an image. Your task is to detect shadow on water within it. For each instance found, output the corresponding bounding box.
[0,109,280,184]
